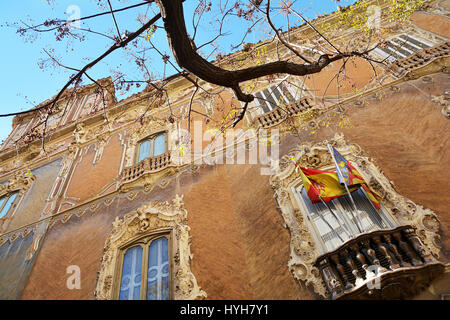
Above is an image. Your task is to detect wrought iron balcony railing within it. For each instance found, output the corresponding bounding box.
[315,225,445,300]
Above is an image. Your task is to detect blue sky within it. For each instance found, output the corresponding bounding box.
[0,0,357,142]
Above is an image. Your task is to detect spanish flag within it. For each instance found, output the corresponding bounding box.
[331,146,382,210]
[299,167,359,204]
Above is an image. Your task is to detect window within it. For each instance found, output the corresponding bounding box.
[253,83,296,114]
[374,34,432,62]
[0,191,18,219]
[118,235,170,300]
[137,132,166,163]
[293,186,395,252]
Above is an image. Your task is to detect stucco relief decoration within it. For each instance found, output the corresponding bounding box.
[269,133,443,298]
[94,194,207,300]
[93,133,109,165]
[0,169,36,196]
[73,123,87,144]
[431,91,450,119]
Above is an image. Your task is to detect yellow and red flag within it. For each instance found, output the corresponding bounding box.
[299,167,359,204]
[331,146,382,210]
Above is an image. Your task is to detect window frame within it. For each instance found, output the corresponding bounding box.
[254,83,296,115]
[292,181,397,254]
[113,229,174,300]
[0,191,20,221]
[373,33,434,63]
[135,131,168,164]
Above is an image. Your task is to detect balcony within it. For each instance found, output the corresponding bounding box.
[119,152,172,190]
[255,97,314,128]
[389,41,450,78]
[315,225,445,300]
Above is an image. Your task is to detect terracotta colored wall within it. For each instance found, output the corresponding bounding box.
[442,0,450,11]
[6,158,62,232]
[411,12,450,39]
[181,164,309,299]
[304,57,377,98]
[413,272,450,299]
[20,71,450,300]
[65,133,123,203]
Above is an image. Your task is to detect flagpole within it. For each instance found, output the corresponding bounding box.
[327,143,365,233]
[359,186,390,229]
[317,195,346,243]
[297,165,349,242]
[318,195,351,240]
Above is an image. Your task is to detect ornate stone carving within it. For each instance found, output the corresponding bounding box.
[431,91,450,119]
[73,123,87,144]
[94,195,207,300]
[270,133,443,298]
[0,169,35,196]
[93,133,109,165]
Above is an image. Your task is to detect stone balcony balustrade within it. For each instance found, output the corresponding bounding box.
[315,225,445,300]
[255,97,314,128]
[119,152,172,188]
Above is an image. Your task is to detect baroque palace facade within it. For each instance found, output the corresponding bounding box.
[0,0,449,300]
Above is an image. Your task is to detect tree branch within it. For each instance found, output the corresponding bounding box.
[156,0,354,107]
[0,12,161,118]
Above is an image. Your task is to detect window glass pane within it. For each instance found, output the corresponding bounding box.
[138,140,151,162]
[262,88,277,111]
[47,114,60,126]
[398,34,430,50]
[299,188,350,252]
[0,192,18,218]
[119,245,143,300]
[270,85,287,106]
[254,92,270,114]
[147,237,169,300]
[153,134,165,157]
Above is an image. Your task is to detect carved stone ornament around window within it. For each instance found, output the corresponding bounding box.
[94,194,207,300]
[269,133,443,298]
[0,169,35,196]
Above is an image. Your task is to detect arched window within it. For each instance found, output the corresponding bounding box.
[137,132,166,163]
[118,235,170,300]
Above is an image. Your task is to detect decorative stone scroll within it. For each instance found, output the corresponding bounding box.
[94,194,207,300]
[269,133,443,298]
[0,169,35,197]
